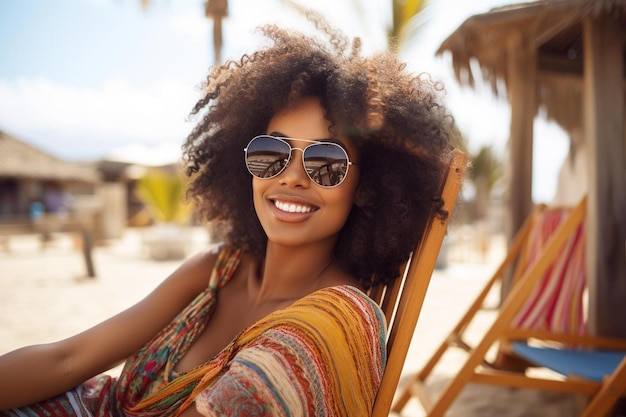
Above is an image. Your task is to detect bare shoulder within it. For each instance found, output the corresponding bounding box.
[165,245,224,295]
[319,263,362,291]
[179,244,223,271]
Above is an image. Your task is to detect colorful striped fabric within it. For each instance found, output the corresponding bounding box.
[2,385,95,417]
[190,285,387,417]
[511,208,587,334]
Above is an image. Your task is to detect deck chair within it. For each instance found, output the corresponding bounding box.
[391,199,589,411]
[391,196,626,417]
[397,199,588,402]
[368,150,467,417]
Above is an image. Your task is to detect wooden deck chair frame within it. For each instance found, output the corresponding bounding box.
[392,196,626,417]
[369,150,467,417]
[391,201,562,411]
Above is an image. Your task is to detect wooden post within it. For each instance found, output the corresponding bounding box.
[503,33,536,296]
[81,228,96,278]
[583,15,626,338]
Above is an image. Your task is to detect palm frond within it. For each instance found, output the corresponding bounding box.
[136,170,191,225]
[390,0,427,48]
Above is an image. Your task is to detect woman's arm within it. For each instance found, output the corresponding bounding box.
[0,248,220,410]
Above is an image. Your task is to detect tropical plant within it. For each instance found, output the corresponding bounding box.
[469,144,503,219]
[139,0,429,64]
[136,169,192,225]
[204,0,228,64]
[470,145,502,193]
[140,0,228,65]
[388,0,428,51]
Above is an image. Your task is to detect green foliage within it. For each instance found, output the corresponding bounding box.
[469,145,503,192]
[136,169,191,225]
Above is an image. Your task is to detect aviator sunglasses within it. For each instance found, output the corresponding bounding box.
[244,134,356,188]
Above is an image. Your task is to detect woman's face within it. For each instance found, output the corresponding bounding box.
[251,96,360,249]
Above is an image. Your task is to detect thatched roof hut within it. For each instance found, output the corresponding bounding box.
[438,0,626,133]
[0,130,100,183]
[437,0,625,338]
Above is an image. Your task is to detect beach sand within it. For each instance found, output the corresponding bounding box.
[0,229,584,416]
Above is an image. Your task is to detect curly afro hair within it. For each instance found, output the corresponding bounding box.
[182,11,460,289]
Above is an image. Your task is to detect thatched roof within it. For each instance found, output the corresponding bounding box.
[0,131,101,183]
[437,0,626,132]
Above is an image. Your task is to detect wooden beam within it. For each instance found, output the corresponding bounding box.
[538,54,583,76]
[538,53,626,78]
[532,9,580,49]
[583,15,626,338]
[504,33,536,298]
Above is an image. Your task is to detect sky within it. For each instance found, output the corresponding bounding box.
[0,0,569,202]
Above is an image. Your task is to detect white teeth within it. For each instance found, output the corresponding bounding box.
[274,200,313,213]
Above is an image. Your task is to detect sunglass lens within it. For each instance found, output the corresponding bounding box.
[304,143,349,187]
[245,136,291,179]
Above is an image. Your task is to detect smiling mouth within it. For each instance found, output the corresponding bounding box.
[273,200,317,214]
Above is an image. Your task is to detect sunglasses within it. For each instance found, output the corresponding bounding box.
[244,135,356,188]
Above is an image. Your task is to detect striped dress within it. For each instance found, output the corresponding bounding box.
[4,246,387,417]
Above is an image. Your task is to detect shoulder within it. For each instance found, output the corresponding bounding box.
[149,244,243,303]
[177,244,223,272]
[238,285,386,350]
[268,285,387,352]
[298,285,386,326]
[173,244,241,285]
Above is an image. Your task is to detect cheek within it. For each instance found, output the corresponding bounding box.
[328,180,359,216]
[341,170,360,205]
[252,179,265,213]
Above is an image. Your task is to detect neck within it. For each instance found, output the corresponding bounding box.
[250,241,337,304]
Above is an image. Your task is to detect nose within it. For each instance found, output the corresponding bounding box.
[279,148,310,188]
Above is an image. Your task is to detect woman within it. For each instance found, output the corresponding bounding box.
[0,11,458,417]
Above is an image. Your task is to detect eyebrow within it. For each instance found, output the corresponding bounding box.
[268,131,344,146]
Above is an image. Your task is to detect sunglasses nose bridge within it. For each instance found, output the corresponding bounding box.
[286,145,309,170]
[277,146,312,187]
[286,145,308,170]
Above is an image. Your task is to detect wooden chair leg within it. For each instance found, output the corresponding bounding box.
[580,357,626,417]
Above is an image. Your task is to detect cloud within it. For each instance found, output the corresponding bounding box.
[165,8,208,39]
[77,0,110,6]
[0,75,200,161]
[106,141,185,166]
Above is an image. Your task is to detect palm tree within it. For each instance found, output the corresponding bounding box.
[203,0,228,64]
[139,0,228,65]
[469,144,502,221]
[140,0,428,65]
